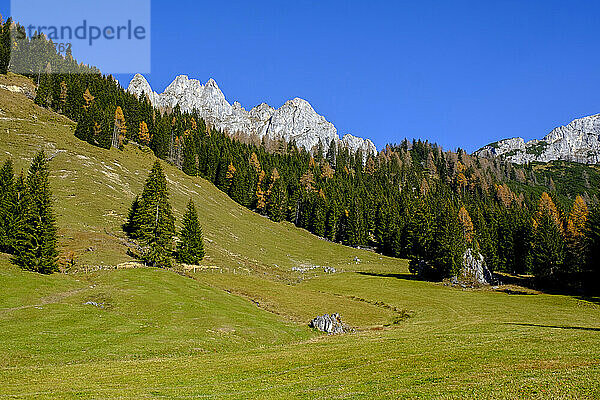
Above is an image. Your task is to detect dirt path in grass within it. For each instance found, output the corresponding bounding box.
[0,286,92,313]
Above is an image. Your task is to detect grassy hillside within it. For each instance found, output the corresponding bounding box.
[1,75,599,398]
[0,73,403,275]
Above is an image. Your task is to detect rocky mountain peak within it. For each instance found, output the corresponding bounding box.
[127,73,157,103]
[474,113,600,164]
[127,74,377,157]
[205,78,219,88]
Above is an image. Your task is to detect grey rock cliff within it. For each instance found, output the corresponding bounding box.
[127,74,377,157]
[474,114,600,164]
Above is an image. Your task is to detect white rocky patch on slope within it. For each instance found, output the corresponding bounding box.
[127,74,377,157]
[474,114,600,164]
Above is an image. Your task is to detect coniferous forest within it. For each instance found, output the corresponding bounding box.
[0,17,598,293]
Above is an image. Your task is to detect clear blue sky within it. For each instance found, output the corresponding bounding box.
[2,0,600,152]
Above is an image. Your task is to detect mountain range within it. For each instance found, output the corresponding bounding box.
[128,74,600,166]
[127,74,377,157]
[475,114,600,164]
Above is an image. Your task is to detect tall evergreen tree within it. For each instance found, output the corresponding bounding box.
[531,212,565,280]
[177,199,205,264]
[531,192,565,280]
[311,192,327,237]
[123,195,141,238]
[131,161,176,267]
[0,18,12,74]
[0,159,16,252]
[12,151,58,274]
[429,203,465,279]
[585,205,600,288]
[266,178,286,223]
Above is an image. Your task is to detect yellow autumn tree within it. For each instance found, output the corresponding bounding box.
[458,206,474,243]
[321,163,334,180]
[59,81,67,110]
[226,162,236,180]
[115,106,127,135]
[300,171,315,192]
[113,106,127,148]
[92,121,102,142]
[256,169,266,211]
[82,88,94,110]
[265,168,280,198]
[365,157,376,176]
[456,172,467,192]
[270,168,280,182]
[138,121,151,145]
[534,192,562,231]
[496,183,513,208]
[249,152,261,173]
[566,195,588,239]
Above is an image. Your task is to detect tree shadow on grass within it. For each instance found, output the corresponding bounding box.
[356,271,423,281]
[494,272,600,298]
[575,296,600,306]
[504,322,600,332]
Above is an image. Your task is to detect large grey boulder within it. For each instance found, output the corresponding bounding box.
[458,248,494,285]
[309,313,349,334]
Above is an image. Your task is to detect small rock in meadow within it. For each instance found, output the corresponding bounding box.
[309,313,350,334]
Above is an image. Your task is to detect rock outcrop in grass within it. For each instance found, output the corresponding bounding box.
[309,313,351,334]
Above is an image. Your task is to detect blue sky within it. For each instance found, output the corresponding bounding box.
[2,0,600,152]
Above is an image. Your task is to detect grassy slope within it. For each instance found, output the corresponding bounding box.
[0,73,402,276]
[0,76,599,398]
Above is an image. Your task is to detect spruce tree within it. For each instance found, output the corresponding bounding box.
[585,205,600,288]
[325,200,339,241]
[12,151,58,274]
[429,204,466,279]
[230,169,248,206]
[133,161,176,267]
[311,193,327,237]
[177,199,205,264]
[531,212,565,280]
[531,192,565,280]
[0,18,11,74]
[345,198,366,247]
[0,159,16,252]
[266,178,286,222]
[123,195,141,238]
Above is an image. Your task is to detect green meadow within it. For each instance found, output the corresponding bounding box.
[0,75,599,398]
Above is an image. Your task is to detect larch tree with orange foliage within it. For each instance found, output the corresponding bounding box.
[365,157,376,176]
[138,121,151,145]
[566,195,588,272]
[455,172,467,193]
[248,152,265,210]
[112,106,127,149]
[82,88,94,110]
[458,206,474,244]
[256,170,266,211]
[321,162,334,180]
[226,162,236,181]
